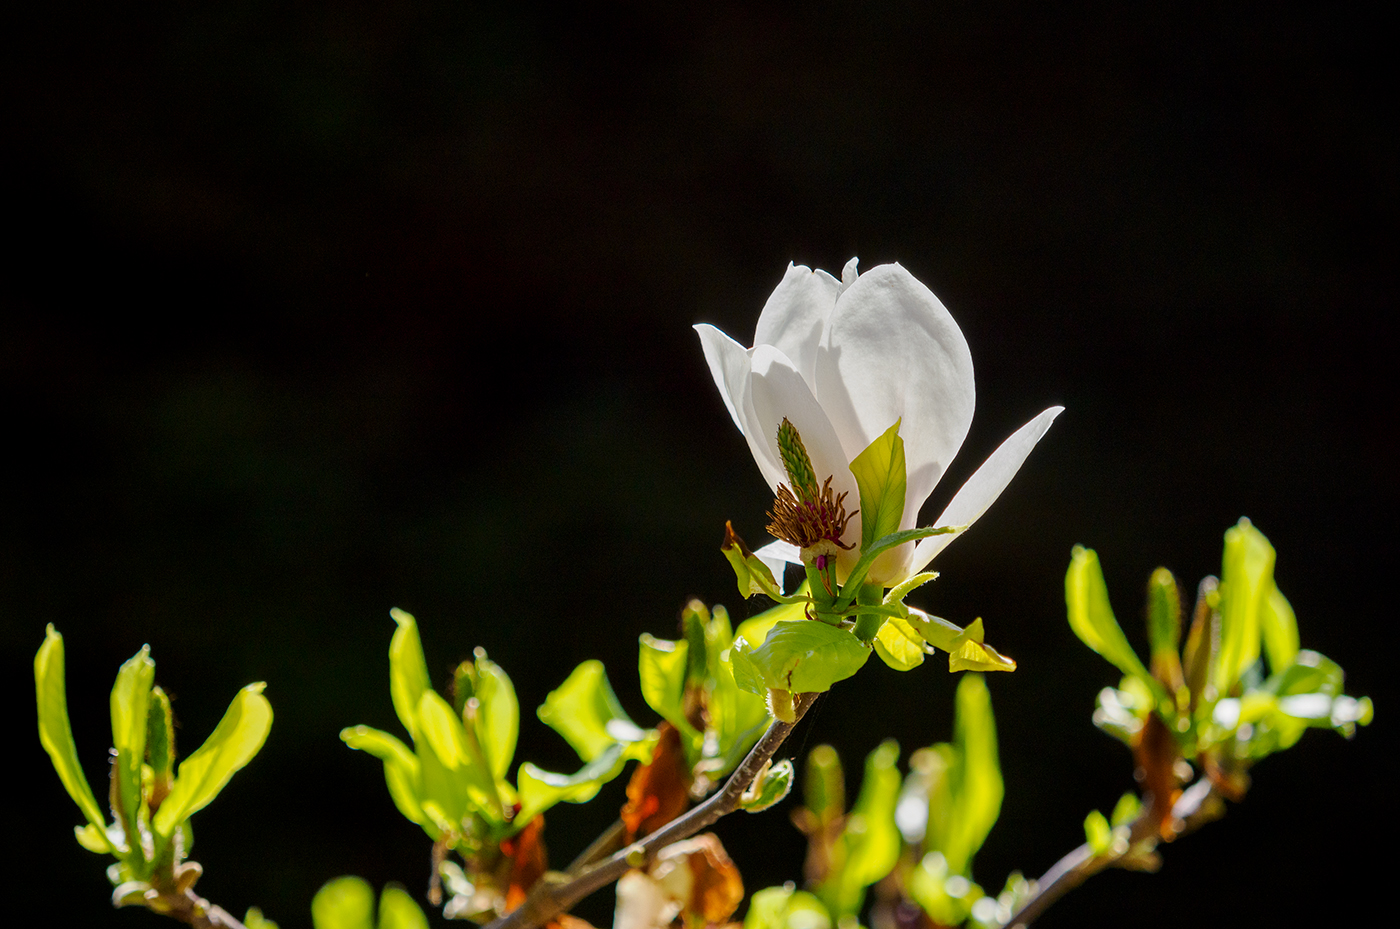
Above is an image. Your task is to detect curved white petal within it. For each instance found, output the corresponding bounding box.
[748,345,858,521]
[694,323,751,432]
[814,263,975,531]
[910,406,1065,573]
[752,263,840,388]
[754,540,801,595]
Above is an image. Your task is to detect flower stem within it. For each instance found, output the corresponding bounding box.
[481,693,820,929]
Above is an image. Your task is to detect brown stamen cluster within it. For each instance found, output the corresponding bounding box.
[766,476,855,559]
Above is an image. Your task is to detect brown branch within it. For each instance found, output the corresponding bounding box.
[482,692,820,929]
[1004,779,1221,928]
[141,887,247,929]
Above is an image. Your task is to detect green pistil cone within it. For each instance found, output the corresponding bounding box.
[777,418,818,501]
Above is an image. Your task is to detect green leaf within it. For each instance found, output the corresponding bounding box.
[34,626,116,852]
[244,907,280,929]
[824,740,901,917]
[1065,547,1152,682]
[1083,810,1112,856]
[110,645,155,853]
[947,618,1017,674]
[1110,792,1141,828]
[1260,582,1300,675]
[744,886,832,929]
[740,758,795,812]
[1215,519,1276,694]
[638,634,690,730]
[537,660,646,763]
[153,683,273,837]
[516,742,627,823]
[874,615,927,671]
[730,620,871,697]
[468,651,519,782]
[340,726,430,834]
[378,885,430,929]
[941,674,1002,876]
[416,690,501,821]
[722,521,792,601]
[1146,568,1182,660]
[311,876,375,929]
[849,420,907,551]
[389,609,433,741]
[705,647,769,777]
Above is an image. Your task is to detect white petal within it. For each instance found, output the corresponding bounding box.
[910,406,1064,572]
[835,257,860,300]
[752,263,840,388]
[695,323,788,491]
[755,540,801,595]
[748,345,858,508]
[814,263,976,530]
[694,323,751,432]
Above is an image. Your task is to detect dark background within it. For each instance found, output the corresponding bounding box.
[4,2,1392,927]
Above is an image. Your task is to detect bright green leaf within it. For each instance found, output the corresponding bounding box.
[379,885,430,929]
[110,645,155,853]
[537,660,646,763]
[740,758,795,812]
[1083,810,1112,856]
[850,419,907,550]
[244,907,279,929]
[947,619,1017,674]
[516,742,627,823]
[153,683,272,837]
[1215,519,1276,694]
[730,620,871,697]
[824,740,901,917]
[1146,567,1182,660]
[469,651,519,782]
[874,615,927,671]
[638,634,690,730]
[744,886,832,929]
[1066,547,1152,681]
[1110,792,1141,828]
[417,690,501,821]
[340,726,430,834]
[34,625,116,852]
[389,609,433,741]
[942,674,1002,876]
[1260,582,1300,675]
[311,876,375,929]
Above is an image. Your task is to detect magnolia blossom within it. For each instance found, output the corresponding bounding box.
[696,258,1062,587]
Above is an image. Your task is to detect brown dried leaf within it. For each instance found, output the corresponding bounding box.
[622,722,692,840]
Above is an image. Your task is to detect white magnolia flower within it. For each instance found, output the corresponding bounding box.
[696,258,1062,588]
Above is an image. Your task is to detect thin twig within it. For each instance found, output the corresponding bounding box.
[1004,779,1221,928]
[484,692,819,929]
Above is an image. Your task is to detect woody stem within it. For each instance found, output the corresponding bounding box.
[483,693,821,929]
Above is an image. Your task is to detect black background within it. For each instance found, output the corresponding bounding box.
[4,3,1392,927]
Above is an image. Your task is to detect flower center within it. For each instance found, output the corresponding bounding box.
[767,418,856,563]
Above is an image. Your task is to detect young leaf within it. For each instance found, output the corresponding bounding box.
[941,674,1001,876]
[740,758,796,812]
[1215,519,1276,694]
[516,742,627,823]
[153,683,273,837]
[849,420,907,550]
[823,740,901,917]
[378,885,430,929]
[1065,547,1152,682]
[1260,582,1300,675]
[340,725,430,834]
[638,634,690,731]
[730,620,871,697]
[416,690,502,821]
[389,609,433,741]
[110,645,155,852]
[744,886,832,929]
[311,876,375,929]
[34,626,117,852]
[537,660,647,763]
[874,615,927,671]
[468,650,519,782]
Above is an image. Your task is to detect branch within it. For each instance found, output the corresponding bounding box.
[484,692,820,929]
[143,886,247,929]
[1003,779,1221,928]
